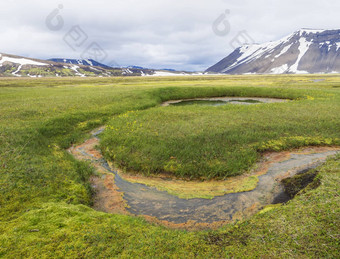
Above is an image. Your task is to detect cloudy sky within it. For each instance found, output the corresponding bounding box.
[0,0,339,71]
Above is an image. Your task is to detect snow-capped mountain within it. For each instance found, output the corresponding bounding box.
[206,29,340,74]
[0,53,203,77]
[48,58,112,69]
[0,53,155,77]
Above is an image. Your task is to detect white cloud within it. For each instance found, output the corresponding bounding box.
[0,0,339,71]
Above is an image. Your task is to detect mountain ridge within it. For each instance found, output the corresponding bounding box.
[206,29,340,74]
[48,58,113,69]
[0,53,202,77]
[0,53,156,77]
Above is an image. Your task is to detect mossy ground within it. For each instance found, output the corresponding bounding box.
[0,75,339,257]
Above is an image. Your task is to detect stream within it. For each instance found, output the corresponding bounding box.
[69,127,339,227]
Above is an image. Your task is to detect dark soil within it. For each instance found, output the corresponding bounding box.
[281,170,321,199]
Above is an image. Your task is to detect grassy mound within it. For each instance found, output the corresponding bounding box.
[101,87,340,179]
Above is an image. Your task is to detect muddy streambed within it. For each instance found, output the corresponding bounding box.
[161,97,288,107]
[69,128,339,228]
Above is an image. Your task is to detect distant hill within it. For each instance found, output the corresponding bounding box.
[48,58,112,69]
[206,29,340,74]
[0,53,204,77]
[0,53,154,77]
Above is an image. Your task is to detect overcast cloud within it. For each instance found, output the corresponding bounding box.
[0,0,339,71]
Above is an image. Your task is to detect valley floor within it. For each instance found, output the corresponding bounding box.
[0,75,339,258]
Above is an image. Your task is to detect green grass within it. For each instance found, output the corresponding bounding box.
[101,86,340,179]
[0,75,339,257]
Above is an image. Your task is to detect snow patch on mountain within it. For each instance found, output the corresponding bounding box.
[271,64,288,74]
[221,45,261,72]
[289,37,311,73]
[0,55,47,66]
[147,71,185,76]
[70,65,85,77]
[12,65,23,77]
[275,44,291,58]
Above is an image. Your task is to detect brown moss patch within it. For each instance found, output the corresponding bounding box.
[90,173,129,215]
[140,215,230,231]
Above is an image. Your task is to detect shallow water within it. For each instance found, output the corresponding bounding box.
[162,97,288,107]
[107,151,337,224]
[169,99,262,106]
[69,128,339,226]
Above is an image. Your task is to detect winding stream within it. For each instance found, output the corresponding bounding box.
[69,127,339,228]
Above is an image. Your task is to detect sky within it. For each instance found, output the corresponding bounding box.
[0,0,339,71]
